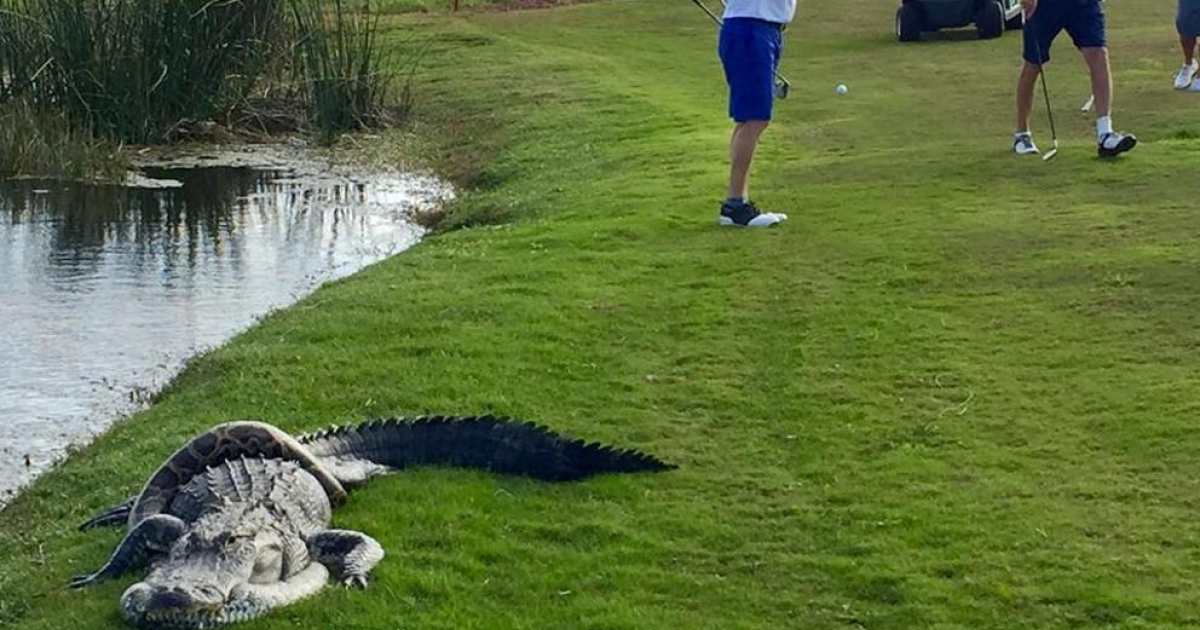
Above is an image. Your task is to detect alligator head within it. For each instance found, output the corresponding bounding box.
[119,508,327,630]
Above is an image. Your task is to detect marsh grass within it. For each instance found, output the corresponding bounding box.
[0,99,127,179]
[288,0,398,138]
[0,0,284,142]
[0,0,399,176]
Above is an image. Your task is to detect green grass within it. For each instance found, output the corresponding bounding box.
[3,1,1200,629]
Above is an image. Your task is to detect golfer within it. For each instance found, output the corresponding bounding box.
[1012,0,1137,158]
[1174,0,1200,89]
[717,0,795,227]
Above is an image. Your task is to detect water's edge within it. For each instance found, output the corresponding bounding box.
[0,145,452,506]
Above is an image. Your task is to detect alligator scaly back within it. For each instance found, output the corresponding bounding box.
[298,415,675,485]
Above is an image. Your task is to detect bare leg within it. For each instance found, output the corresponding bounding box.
[727,119,770,200]
[1080,47,1112,119]
[1183,34,1198,65]
[1015,61,1041,132]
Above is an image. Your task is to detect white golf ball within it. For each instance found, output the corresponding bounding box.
[836,83,848,95]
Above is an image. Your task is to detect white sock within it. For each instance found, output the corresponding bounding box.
[1096,116,1114,141]
[1014,130,1031,138]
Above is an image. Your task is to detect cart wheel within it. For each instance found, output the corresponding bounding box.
[1005,5,1023,30]
[976,0,1005,39]
[896,3,921,42]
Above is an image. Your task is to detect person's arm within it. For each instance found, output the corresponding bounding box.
[1021,0,1039,18]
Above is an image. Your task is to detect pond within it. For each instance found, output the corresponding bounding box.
[0,152,448,504]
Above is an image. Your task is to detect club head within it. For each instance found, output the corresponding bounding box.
[1042,142,1059,162]
[1080,95,1094,112]
[774,80,789,100]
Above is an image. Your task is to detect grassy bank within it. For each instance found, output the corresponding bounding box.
[3,1,1200,629]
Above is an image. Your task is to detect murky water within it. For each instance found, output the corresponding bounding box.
[0,156,447,503]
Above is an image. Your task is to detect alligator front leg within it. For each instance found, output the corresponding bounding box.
[78,495,137,531]
[70,515,185,588]
[307,530,384,588]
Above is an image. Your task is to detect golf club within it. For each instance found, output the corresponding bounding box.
[1027,13,1058,161]
[1081,94,1094,112]
[690,0,791,99]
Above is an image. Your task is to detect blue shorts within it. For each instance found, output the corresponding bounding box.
[1023,0,1107,65]
[1179,0,1200,38]
[719,18,783,122]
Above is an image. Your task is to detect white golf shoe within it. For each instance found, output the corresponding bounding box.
[1175,61,1199,90]
[1013,132,1040,156]
[1098,131,1137,158]
[718,200,788,228]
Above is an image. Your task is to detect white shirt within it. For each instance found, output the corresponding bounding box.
[722,0,797,24]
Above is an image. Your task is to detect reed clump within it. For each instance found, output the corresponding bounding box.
[0,101,129,180]
[0,0,399,176]
[289,0,400,139]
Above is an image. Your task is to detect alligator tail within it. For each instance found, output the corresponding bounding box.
[297,416,675,483]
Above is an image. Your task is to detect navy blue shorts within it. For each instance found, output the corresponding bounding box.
[1179,0,1200,38]
[1023,0,1107,65]
[719,18,783,122]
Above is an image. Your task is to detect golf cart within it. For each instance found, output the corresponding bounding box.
[896,0,1023,42]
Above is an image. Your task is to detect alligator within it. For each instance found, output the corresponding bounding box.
[72,416,674,629]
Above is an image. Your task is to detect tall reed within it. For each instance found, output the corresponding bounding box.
[0,0,398,157]
[0,99,127,179]
[1,0,284,142]
[287,0,394,138]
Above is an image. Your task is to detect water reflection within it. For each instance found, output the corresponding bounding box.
[0,165,441,503]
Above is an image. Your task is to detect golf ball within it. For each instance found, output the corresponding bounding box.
[836,83,848,95]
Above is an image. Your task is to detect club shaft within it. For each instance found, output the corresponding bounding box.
[1028,14,1058,143]
[691,0,723,25]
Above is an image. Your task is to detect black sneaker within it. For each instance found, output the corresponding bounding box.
[718,200,788,228]
[1098,131,1137,158]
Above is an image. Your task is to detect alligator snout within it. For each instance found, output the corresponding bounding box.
[146,584,222,609]
[122,581,230,629]
[124,581,223,610]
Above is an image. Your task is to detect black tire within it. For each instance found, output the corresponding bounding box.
[976,0,1005,39]
[896,3,921,42]
[1005,5,1024,30]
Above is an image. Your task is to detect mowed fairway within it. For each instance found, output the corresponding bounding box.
[2,1,1199,629]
